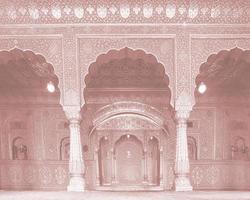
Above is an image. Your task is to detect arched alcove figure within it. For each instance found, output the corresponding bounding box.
[231,136,249,161]
[12,136,28,160]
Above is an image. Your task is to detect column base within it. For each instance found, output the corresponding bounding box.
[67,174,85,192]
[174,175,193,192]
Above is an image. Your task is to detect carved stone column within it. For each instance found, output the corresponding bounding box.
[94,148,100,186]
[174,92,193,191]
[64,106,85,192]
[143,149,148,184]
[111,148,116,184]
[159,146,164,186]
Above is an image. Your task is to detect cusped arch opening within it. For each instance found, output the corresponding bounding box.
[195,47,250,100]
[83,47,171,105]
[80,47,174,190]
[0,48,61,104]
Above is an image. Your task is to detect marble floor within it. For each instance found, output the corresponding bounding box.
[0,191,250,200]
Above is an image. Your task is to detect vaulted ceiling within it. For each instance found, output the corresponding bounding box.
[0,48,59,95]
[195,48,250,96]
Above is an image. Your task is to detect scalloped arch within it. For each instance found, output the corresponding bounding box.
[0,48,59,86]
[195,47,250,86]
[84,47,170,89]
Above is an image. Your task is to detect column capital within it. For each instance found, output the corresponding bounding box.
[63,105,81,122]
[175,90,193,112]
[175,109,191,121]
[175,90,193,121]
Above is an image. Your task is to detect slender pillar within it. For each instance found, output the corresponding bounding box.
[95,147,100,186]
[159,146,163,186]
[111,148,116,184]
[174,109,193,191]
[143,149,148,184]
[64,106,85,192]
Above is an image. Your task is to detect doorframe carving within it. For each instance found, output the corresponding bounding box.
[91,102,168,190]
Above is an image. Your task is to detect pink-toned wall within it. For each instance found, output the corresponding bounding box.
[1,0,250,191]
[0,104,69,190]
[0,96,250,190]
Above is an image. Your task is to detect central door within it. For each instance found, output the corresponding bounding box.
[115,135,143,185]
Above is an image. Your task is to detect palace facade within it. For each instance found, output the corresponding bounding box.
[0,0,250,192]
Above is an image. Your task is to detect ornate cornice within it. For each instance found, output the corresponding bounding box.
[0,0,250,25]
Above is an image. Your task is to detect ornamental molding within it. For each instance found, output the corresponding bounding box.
[93,101,165,127]
[1,1,250,24]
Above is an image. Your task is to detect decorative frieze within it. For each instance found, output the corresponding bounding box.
[1,1,250,24]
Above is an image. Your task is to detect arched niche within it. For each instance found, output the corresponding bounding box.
[187,136,197,160]
[114,134,144,185]
[81,47,174,190]
[91,113,167,189]
[231,136,249,161]
[60,137,70,160]
[12,136,28,160]
[2,113,32,160]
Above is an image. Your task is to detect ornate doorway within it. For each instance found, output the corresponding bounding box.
[93,112,167,190]
[115,135,143,185]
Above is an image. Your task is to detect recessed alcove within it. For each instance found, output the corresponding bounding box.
[81,47,175,191]
[190,47,250,190]
[0,48,69,190]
